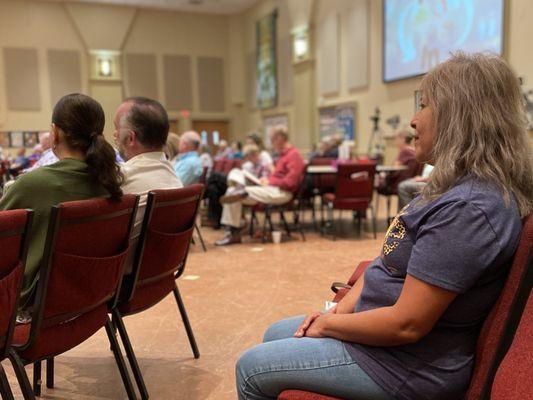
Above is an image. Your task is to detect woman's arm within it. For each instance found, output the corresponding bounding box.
[334,275,365,314]
[304,274,457,346]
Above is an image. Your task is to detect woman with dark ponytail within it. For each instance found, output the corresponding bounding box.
[0,93,124,307]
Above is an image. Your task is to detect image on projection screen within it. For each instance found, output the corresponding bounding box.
[383,0,504,82]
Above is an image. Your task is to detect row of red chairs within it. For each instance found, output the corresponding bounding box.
[0,184,204,399]
[279,215,533,400]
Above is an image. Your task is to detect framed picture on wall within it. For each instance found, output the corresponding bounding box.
[318,103,356,143]
[23,132,39,148]
[0,132,9,148]
[9,132,24,148]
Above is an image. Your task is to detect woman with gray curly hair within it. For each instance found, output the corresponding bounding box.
[236,52,533,400]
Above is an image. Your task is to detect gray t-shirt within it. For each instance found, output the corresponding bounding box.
[345,178,522,400]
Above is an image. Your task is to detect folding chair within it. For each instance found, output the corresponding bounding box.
[11,195,140,399]
[322,162,377,239]
[279,215,533,400]
[0,210,33,400]
[113,185,204,398]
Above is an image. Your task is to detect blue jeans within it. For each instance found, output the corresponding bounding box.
[236,316,393,400]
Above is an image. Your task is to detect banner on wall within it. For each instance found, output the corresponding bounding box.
[319,104,356,142]
[256,10,278,109]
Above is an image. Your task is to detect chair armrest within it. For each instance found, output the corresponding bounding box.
[331,282,352,293]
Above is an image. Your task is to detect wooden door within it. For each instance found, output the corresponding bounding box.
[169,119,179,134]
[192,120,229,152]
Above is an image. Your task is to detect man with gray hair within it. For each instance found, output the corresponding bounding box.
[215,126,305,246]
[174,130,203,185]
[114,97,183,258]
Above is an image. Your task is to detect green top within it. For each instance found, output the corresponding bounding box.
[0,158,108,307]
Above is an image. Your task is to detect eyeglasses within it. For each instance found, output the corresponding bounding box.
[414,90,422,112]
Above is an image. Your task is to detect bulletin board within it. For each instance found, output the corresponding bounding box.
[318,103,356,142]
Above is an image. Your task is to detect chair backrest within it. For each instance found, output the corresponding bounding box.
[28,195,139,343]
[0,209,32,359]
[309,157,335,166]
[213,159,225,172]
[232,158,244,169]
[222,158,235,174]
[490,289,533,400]
[334,163,376,200]
[199,166,208,184]
[123,184,204,301]
[465,214,533,400]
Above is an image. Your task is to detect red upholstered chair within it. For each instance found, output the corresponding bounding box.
[232,159,244,169]
[464,214,533,400]
[330,260,373,303]
[308,157,336,195]
[213,159,225,173]
[491,290,533,399]
[113,185,204,398]
[278,391,342,400]
[278,260,372,400]
[249,176,307,243]
[11,195,140,399]
[322,163,377,239]
[0,209,33,400]
[279,214,533,400]
[222,158,235,175]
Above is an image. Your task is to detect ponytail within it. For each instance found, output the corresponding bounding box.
[85,135,124,200]
[52,94,124,201]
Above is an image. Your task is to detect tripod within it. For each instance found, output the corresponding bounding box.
[367,107,384,164]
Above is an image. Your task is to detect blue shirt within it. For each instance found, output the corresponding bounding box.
[173,151,202,186]
[346,178,522,400]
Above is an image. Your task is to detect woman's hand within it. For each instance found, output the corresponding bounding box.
[294,311,322,338]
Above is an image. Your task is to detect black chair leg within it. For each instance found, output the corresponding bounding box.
[104,319,137,400]
[0,363,14,400]
[194,223,207,253]
[45,358,53,389]
[294,208,306,242]
[7,350,34,400]
[112,310,149,400]
[279,211,292,238]
[328,203,336,241]
[32,362,41,397]
[249,210,255,238]
[370,206,377,239]
[173,285,200,359]
[261,212,268,243]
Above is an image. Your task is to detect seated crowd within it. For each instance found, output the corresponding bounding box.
[0,52,531,400]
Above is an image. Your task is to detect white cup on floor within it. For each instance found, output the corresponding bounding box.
[272,231,282,244]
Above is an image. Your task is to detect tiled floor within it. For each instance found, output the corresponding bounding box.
[2,206,391,399]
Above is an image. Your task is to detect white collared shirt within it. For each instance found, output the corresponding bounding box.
[121,151,183,237]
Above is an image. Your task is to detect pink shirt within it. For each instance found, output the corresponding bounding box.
[268,146,305,193]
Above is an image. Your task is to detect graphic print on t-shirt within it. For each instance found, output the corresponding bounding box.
[382,207,408,255]
[380,206,414,278]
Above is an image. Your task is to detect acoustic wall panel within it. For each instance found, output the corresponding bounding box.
[4,48,41,111]
[163,55,192,111]
[197,56,225,112]
[125,53,158,100]
[278,34,293,105]
[317,13,340,96]
[347,0,369,90]
[47,49,82,105]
